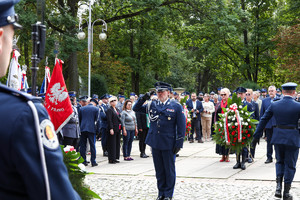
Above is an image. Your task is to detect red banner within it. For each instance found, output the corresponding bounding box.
[44,59,73,133]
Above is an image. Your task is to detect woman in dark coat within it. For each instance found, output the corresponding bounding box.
[215,88,231,162]
[106,96,122,164]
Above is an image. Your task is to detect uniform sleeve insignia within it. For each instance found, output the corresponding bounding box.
[166,109,175,112]
[40,119,59,149]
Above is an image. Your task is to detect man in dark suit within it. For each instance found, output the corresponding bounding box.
[253,82,300,200]
[133,82,186,200]
[186,92,204,143]
[260,86,277,164]
[136,106,149,158]
[79,98,100,167]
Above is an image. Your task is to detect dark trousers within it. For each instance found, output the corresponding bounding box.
[79,131,96,164]
[122,130,134,157]
[139,128,149,153]
[266,128,274,160]
[107,130,120,161]
[101,128,107,152]
[152,148,176,198]
[62,136,79,151]
[190,118,201,140]
[275,144,299,184]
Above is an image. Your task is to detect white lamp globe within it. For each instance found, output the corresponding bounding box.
[99,32,107,40]
[77,31,86,40]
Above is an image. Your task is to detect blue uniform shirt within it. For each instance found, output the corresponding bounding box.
[133,98,186,150]
[0,84,80,200]
[254,96,300,147]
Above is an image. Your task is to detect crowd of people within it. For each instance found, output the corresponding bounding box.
[57,85,300,167]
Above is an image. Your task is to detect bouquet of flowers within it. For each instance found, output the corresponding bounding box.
[213,93,258,154]
[186,119,192,137]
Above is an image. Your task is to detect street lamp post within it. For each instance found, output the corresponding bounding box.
[78,0,107,97]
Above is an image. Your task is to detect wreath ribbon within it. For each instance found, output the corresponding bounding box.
[224,104,242,145]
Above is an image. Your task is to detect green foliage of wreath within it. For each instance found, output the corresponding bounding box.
[61,146,101,200]
[213,93,258,154]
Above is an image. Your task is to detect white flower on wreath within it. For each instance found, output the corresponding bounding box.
[78,163,86,172]
[241,111,244,114]
[232,117,235,121]
[240,117,243,121]
[239,105,243,109]
[245,122,248,126]
[245,112,249,115]
[235,122,238,126]
[247,119,250,122]
[220,124,223,127]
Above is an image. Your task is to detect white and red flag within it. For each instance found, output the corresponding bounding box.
[40,66,51,93]
[44,58,73,133]
[7,49,22,90]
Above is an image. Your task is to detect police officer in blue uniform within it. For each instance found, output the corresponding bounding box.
[133,82,186,200]
[79,98,100,166]
[0,1,80,199]
[233,87,253,170]
[99,93,110,156]
[253,82,300,200]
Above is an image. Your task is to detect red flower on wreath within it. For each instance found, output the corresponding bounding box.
[221,136,223,138]
[222,133,224,135]
[231,132,235,135]
[232,144,235,146]
[232,125,235,129]
[242,142,245,145]
[247,134,251,137]
[219,129,221,132]
[249,125,252,129]
[245,130,249,133]
[242,137,246,140]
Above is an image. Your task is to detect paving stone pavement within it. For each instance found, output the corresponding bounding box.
[84,139,300,200]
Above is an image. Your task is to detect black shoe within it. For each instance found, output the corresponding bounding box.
[198,139,204,143]
[240,162,246,170]
[233,162,241,169]
[176,154,179,157]
[275,177,283,198]
[283,183,293,200]
[92,163,98,167]
[140,153,149,158]
[156,196,164,200]
[115,160,120,163]
[247,158,253,163]
[189,140,194,143]
[103,151,108,157]
[265,159,273,164]
[108,160,116,164]
[82,162,88,166]
[164,197,172,200]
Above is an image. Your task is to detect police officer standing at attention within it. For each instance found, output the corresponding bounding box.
[0,1,80,199]
[100,94,110,156]
[253,82,300,200]
[233,87,253,170]
[133,82,186,200]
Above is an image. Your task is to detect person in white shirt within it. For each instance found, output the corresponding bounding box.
[201,93,215,141]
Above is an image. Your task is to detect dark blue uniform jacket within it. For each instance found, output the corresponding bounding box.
[0,84,80,200]
[254,96,300,147]
[133,98,186,150]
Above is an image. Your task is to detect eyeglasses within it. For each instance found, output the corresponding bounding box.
[110,100,117,102]
[220,94,226,96]
[246,94,251,96]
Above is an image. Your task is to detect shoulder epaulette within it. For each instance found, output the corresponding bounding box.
[0,84,41,102]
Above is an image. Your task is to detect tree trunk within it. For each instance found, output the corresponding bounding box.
[241,0,252,81]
